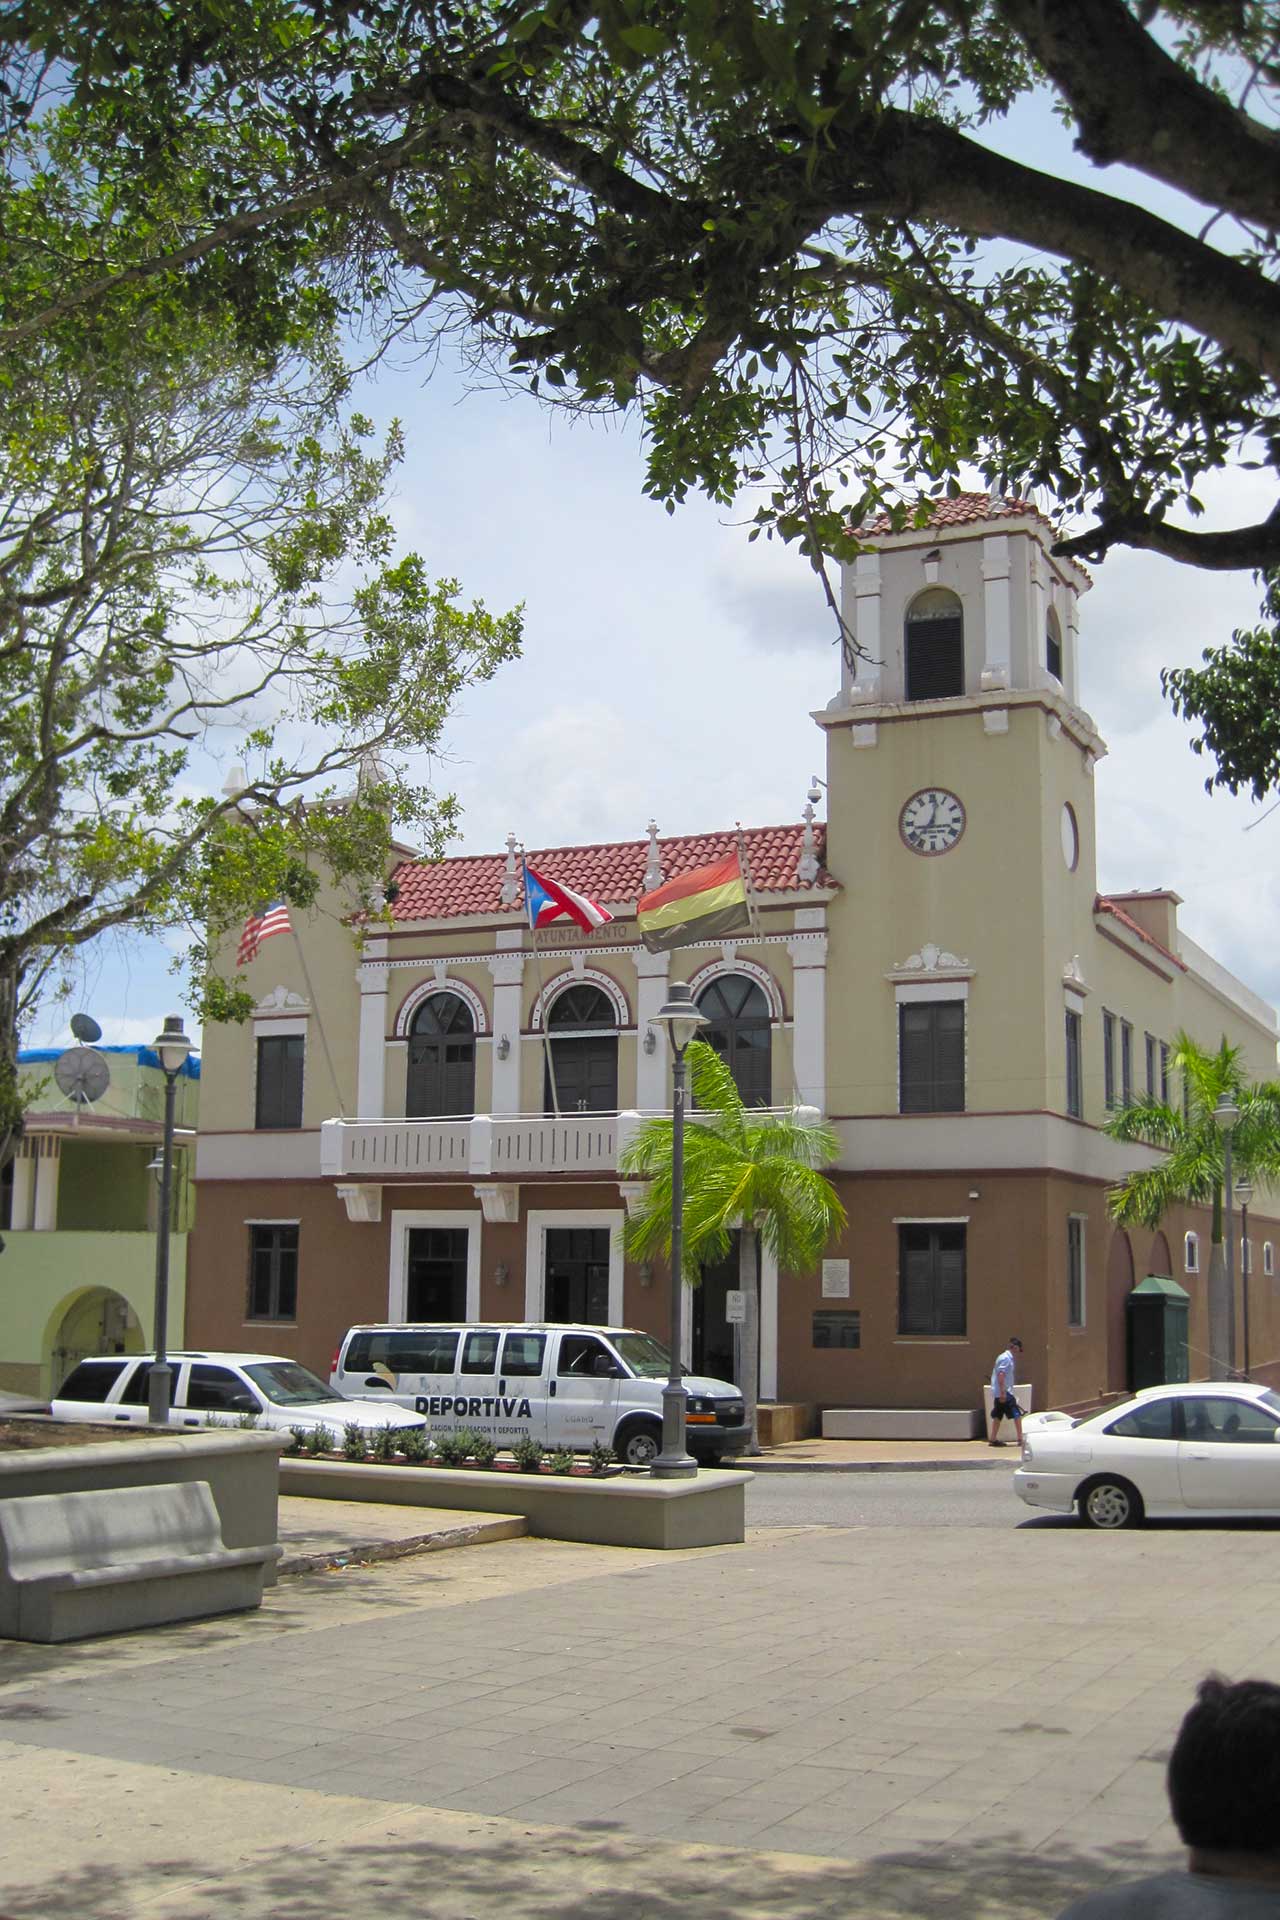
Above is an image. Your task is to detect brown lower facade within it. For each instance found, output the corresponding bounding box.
[184,1168,1280,1411]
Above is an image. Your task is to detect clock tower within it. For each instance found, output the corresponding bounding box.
[814,493,1101,1128]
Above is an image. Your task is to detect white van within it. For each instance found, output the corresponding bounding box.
[330,1322,749,1467]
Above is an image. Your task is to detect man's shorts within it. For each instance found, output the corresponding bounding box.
[991,1395,1023,1420]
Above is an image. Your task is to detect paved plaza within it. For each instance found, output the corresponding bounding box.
[2,1503,1277,1919]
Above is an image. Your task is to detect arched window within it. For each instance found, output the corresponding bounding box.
[904,588,964,702]
[696,975,772,1107]
[406,992,475,1117]
[544,984,618,1113]
[1046,607,1063,682]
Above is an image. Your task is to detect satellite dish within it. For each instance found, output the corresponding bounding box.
[53,1048,110,1106]
[69,1012,102,1044]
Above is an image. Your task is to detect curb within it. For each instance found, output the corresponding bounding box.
[743,1456,1016,1474]
[279,1513,527,1575]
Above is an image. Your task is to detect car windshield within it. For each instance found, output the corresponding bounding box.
[610,1332,671,1379]
[244,1361,343,1405]
[1262,1389,1280,1417]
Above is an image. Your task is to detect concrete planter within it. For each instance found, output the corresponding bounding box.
[280,1457,750,1550]
[0,1429,285,1584]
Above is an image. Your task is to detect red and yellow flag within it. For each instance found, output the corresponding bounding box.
[636,852,749,954]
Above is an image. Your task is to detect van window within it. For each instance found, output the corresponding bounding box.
[460,1331,500,1374]
[501,1332,546,1377]
[558,1334,613,1377]
[119,1362,176,1406]
[344,1330,459,1374]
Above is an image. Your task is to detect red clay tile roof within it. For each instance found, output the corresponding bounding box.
[389,824,831,923]
[857,492,1056,537]
[1095,895,1186,970]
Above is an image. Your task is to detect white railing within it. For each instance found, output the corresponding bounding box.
[320,1104,807,1181]
[491,1114,618,1173]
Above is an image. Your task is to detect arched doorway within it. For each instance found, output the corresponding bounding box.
[1106,1230,1136,1393]
[47,1287,142,1393]
[695,974,772,1107]
[406,991,476,1117]
[544,984,618,1113]
[1149,1230,1173,1278]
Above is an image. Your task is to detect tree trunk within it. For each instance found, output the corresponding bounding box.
[739,1226,761,1456]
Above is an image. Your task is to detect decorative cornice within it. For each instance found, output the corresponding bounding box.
[886,943,974,982]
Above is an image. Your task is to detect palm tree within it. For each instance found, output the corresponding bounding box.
[1104,1032,1280,1375]
[619,1039,847,1453]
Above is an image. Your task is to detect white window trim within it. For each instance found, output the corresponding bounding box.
[1184,1230,1200,1274]
[244,1216,301,1226]
[524,1208,624,1326]
[387,1209,482,1322]
[1265,1241,1274,1278]
[1067,1212,1087,1329]
[892,1215,971,1225]
[251,1014,308,1038]
[895,981,970,1005]
[252,1027,306,1131]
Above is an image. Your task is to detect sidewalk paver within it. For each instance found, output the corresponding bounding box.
[749,1438,1012,1470]
[275,1494,526,1571]
[1,1514,1275,1918]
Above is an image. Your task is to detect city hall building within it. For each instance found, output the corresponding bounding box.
[185,495,1280,1419]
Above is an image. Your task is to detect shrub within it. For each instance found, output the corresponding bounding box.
[588,1440,615,1475]
[548,1445,575,1475]
[436,1428,476,1466]
[235,1410,260,1429]
[304,1424,331,1455]
[369,1424,398,1462]
[398,1427,434,1463]
[286,1425,310,1454]
[511,1434,544,1474]
[341,1423,368,1461]
[469,1433,498,1468]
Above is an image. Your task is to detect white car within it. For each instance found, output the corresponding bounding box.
[1014,1379,1280,1528]
[51,1351,432,1444]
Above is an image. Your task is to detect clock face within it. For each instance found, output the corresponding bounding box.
[899,787,966,856]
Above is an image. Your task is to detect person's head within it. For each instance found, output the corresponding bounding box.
[1167,1676,1280,1859]
[1008,1337,1023,1354]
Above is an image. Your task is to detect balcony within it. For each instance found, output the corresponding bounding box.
[319,1105,801,1187]
[320,1111,622,1183]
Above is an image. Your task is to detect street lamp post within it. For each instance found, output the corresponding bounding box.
[648,982,707,1480]
[1236,1174,1254,1379]
[147,1016,194,1425]
[1212,1092,1241,1379]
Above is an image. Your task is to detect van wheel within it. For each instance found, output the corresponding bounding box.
[1077,1477,1144,1529]
[614,1421,662,1468]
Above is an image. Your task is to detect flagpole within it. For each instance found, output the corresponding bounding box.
[734,824,763,940]
[522,854,562,1118]
[293,928,348,1119]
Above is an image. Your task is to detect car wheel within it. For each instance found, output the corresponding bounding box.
[614,1420,662,1467]
[1077,1477,1144,1529]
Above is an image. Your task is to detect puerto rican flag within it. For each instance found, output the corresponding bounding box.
[237,901,292,965]
[522,860,613,932]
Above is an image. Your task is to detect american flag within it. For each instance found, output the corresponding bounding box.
[237,902,292,966]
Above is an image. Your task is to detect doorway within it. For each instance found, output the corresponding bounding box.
[545,1228,611,1323]
[693,1233,741,1386]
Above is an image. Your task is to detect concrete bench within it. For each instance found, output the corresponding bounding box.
[822,1408,982,1440]
[0,1480,282,1643]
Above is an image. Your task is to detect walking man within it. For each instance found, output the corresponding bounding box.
[989,1336,1024,1448]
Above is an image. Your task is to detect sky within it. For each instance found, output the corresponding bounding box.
[31,358,1278,1059]
[25,75,1280,1056]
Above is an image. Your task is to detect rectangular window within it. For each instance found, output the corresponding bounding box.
[899,1002,965,1113]
[1103,1011,1116,1109]
[1121,1021,1134,1106]
[1065,1008,1083,1118]
[898,1224,966,1336]
[247,1223,299,1320]
[1145,1033,1156,1099]
[813,1310,861,1350]
[255,1034,304,1130]
[1160,1042,1170,1105]
[1067,1217,1086,1328]
[501,1331,547,1377]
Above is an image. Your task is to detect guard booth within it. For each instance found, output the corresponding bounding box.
[1127,1275,1190,1392]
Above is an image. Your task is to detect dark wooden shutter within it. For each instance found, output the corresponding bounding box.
[900,1003,964,1113]
[906,617,964,700]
